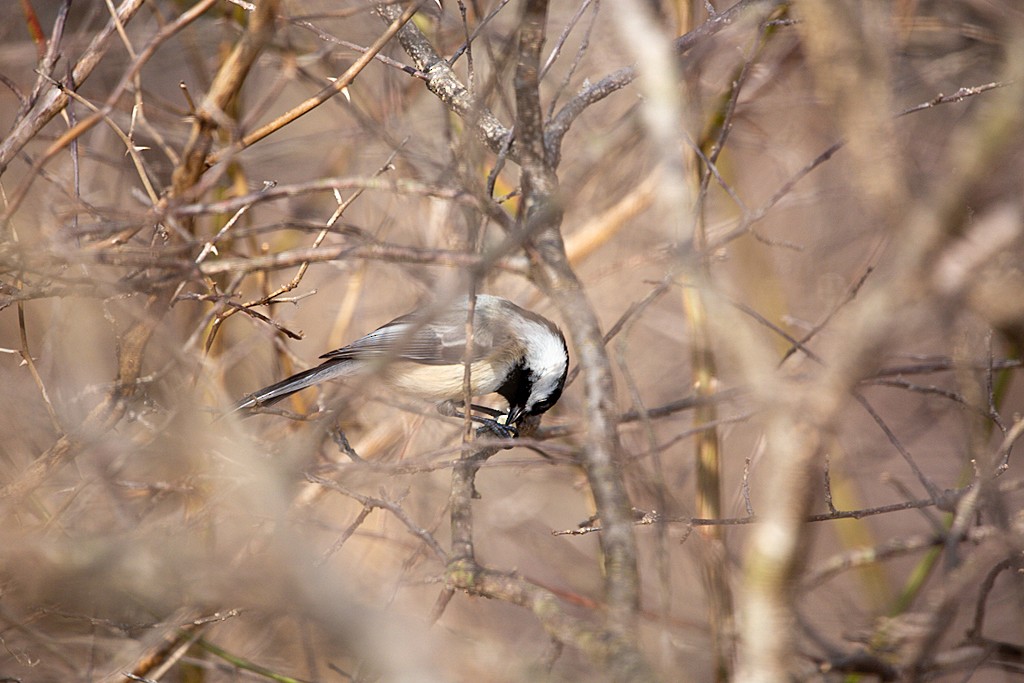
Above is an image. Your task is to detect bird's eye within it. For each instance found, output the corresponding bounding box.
[529,397,553,415]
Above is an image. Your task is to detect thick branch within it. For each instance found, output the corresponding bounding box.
[514,0,642,651]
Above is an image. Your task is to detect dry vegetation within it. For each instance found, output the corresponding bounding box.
[2,0,1024,681]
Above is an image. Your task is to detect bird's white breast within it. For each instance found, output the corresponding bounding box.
[383,359,506,402]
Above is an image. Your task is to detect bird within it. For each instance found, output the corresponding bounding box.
[231,294,568,435]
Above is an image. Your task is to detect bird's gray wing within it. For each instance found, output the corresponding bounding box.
[319,306,502,366]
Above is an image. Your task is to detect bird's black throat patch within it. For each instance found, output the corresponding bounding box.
[496,358,531,420]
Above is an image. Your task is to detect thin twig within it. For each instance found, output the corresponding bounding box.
[307,473,449,562]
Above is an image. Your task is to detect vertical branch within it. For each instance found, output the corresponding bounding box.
[683,282,736,682]
[611,0,738,677]
[514,0,641,641]
[448,443,498,564]
[685,289,723,529]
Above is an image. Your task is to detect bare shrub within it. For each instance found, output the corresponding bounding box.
[2,1,1023,681]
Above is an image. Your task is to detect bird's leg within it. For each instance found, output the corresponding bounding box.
[477,419,518,440]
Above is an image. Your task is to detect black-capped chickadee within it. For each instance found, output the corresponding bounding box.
[232,295,568,434]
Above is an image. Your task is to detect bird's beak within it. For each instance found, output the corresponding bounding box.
[505,404,526,427]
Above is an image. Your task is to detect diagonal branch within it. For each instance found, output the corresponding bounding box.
[0,0,146,176]
[171,0,280,197]
[376,2,516,158]
[545,0,787,165]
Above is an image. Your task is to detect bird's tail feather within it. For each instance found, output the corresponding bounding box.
[231,359,356,414]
